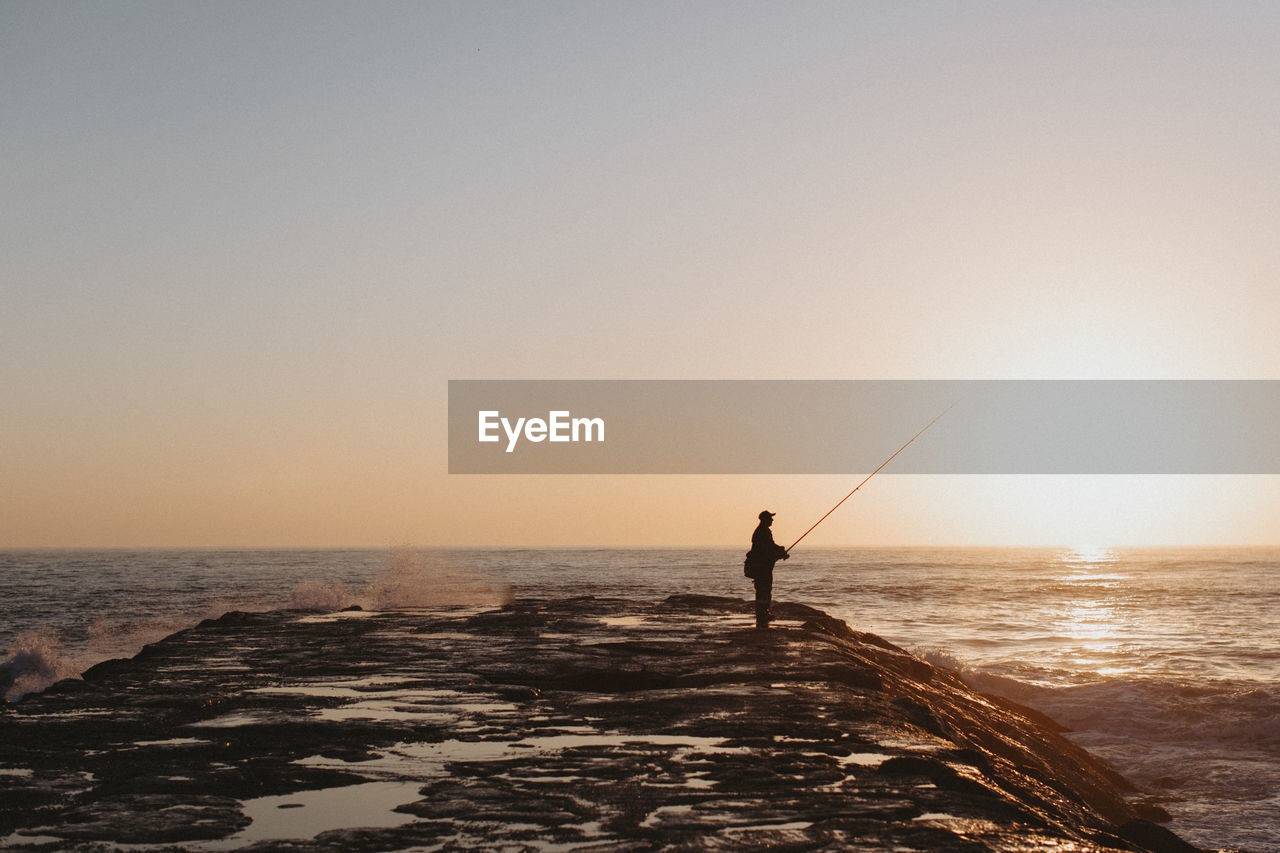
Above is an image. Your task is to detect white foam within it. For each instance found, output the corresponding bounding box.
[1,628,79,701]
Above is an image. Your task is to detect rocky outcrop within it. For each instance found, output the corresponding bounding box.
[0,595,1198,851]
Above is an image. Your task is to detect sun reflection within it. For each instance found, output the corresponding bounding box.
[1062,545,1117,565]
[1051,547,1131,670]
[1059,598,1121,642]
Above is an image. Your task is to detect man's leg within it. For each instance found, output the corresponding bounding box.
[753,571,773,629]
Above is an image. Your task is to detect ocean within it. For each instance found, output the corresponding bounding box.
[2,546,1276,852]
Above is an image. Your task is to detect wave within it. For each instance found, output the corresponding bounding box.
[1034,679,1280,754]
[4,614,202,701]
[1,628,80,701]
[916,646,1280,751]
[4,550,514,703]
[916,643,1280,850]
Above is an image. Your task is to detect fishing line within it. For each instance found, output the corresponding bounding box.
[786,403,954,553]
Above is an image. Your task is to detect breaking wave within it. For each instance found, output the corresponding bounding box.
[916,645,1280,751]
[1,629,79,701]
[915,644,1280,851]
[4,550,511,703]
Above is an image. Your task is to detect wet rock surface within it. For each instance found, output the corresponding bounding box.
[0,595,1199,851]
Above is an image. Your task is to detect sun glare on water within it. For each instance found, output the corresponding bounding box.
[1052,547,1132,673]
[1062,545,1117,565]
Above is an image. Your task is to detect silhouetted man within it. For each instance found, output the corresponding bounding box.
[744,510,789,629]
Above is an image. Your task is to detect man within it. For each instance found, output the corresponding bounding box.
[744,510,789,629]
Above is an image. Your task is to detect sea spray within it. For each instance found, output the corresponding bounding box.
[86,615,191,662]
[282,550,513,612]
[282,550,512,612]
[360,549,513,609]
[1,628,79,701]
[288,580,355,611]
[912,646,1046,700]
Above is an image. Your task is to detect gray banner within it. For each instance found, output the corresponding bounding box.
[448,380,1280,474]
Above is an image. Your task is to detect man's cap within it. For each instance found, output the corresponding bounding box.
[759,510,775,520]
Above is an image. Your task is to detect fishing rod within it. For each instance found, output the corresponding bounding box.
[786,403,954,553]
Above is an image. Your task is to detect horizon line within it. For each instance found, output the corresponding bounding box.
[4,543,1278,551]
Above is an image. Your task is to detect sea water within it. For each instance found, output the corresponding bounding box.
[1,547,1275,852]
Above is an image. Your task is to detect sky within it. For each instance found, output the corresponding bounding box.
[3,1,1279,547]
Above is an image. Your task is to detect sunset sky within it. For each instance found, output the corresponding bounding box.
[4,2,1279,547]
